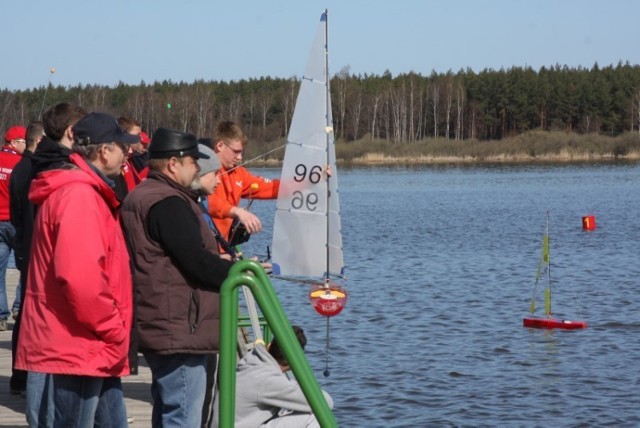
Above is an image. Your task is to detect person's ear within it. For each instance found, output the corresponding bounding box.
[166,156,180,174]
[94,144,110,164]
[214,140,224,153]
[64,125,74,142]
[166,157,176,173]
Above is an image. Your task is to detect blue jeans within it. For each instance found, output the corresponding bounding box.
[52,374,127,428]
[27,371,54,428]
[12,281,21,312]
[11,253,21,312]
[144,353,208,428]
[0,221,15,319]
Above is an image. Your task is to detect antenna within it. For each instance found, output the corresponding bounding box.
[38,67,56,120]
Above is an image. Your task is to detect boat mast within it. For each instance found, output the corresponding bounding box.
[324,8,331,287]
[322,9,333,377]
[545,210,552,317]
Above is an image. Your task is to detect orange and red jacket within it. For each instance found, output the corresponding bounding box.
[207,165,279,241]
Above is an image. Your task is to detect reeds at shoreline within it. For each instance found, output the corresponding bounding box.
[247,130,640,165]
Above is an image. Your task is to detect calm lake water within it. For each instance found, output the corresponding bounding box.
[241,162,640,427]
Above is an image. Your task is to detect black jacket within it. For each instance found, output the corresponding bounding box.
[9,137,72,271]
[9,151,34,270]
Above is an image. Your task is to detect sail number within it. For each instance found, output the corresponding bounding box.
[291,163,322,211]
[294,164,323,183]
[291,191,318,211]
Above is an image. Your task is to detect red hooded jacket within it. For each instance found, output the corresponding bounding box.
[15,154,132,377]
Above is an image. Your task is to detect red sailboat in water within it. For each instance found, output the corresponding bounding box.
[523,212,587,330]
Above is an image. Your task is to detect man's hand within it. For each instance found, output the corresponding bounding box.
[220,253,234,261]
[230,207,262,233]
[260,261,272,274]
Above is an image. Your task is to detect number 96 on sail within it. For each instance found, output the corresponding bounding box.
[288,163,327,212]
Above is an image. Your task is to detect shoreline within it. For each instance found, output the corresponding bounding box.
[251,152,640,166]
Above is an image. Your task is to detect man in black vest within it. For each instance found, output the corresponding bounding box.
[120,128,234,427]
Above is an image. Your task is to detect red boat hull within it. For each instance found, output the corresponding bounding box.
[523,317,587,330]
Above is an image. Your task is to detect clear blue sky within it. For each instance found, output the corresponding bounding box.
[2,0,638,91]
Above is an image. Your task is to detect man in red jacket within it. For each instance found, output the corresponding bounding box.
[16,113,139,426]
[206,121,280,250]
[0,125,26,331]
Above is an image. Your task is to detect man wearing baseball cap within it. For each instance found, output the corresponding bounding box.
[121,128,234,427]
[0,125,26,332]
[4,126,27,150]
[15,113,138,426]
[8,121,44,398]
[10,103,85,424]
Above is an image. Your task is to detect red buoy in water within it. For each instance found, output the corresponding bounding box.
[582,215,596,231]
[309,283,347,317]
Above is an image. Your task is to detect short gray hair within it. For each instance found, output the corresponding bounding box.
[72,142,109,161]
[148,157,170,171]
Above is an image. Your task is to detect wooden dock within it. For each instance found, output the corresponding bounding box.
[0,270,153,427]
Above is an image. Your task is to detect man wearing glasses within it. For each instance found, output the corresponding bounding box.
[206,121,280,252]
[15,113,139,426]
[0,125,26,332]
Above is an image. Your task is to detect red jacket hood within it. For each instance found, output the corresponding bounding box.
[29,153,120,210]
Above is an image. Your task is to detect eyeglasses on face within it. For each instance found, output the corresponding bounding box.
[223,142,243,156]
[111,142,129,153]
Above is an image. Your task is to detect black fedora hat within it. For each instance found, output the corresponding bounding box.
[148,128,210,160]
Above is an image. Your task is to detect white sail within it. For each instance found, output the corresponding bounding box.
[271,11,344,279]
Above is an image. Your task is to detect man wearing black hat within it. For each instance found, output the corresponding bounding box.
[15,112,138,426]
[120,128,234,427]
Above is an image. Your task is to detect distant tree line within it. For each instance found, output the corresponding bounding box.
[2,61,640,145]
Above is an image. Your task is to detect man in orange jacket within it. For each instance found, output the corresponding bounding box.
[206,122,279,250]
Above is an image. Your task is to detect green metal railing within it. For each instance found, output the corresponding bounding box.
[218,260,337,428]
[237,314,272,344]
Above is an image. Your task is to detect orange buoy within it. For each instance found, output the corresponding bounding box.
[582,215,596,231]
[309,283,347,317]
